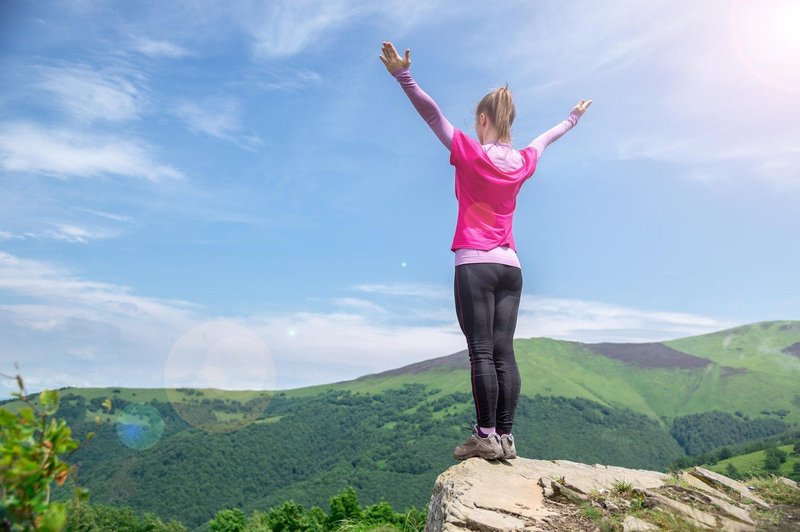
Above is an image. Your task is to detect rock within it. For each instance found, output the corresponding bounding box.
[551,480,589,504]
[640,488,720,529]
[424,458,768,531]
[680,471,736,503]
[621,514,658,531]
[778,476,798,489]
[689,467,771,509]
[425,457,558,531]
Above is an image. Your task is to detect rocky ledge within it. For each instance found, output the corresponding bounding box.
[425,457,800,531]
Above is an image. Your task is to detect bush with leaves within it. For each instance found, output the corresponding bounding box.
[64,499,187,531]
[209,508,247,532]
[0,366,107,531]
[764,447,788,471]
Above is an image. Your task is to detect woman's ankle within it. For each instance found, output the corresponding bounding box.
[477,426,496,438]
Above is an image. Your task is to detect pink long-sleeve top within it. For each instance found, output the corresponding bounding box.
[391,65,580,269]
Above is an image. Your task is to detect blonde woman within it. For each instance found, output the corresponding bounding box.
[380,41,591,460]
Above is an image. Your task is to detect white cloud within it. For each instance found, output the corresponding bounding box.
[244,0,354,59]
[75,208,133,223]
[351,282,451,300]
[241,66,324,92]
[515,295,734,344]
[130,37,190,58]
[330,297,389,315]
[173,98,262,150]
[0,121,183,182]
[34,63,148,122]
[0,252,201,320]
[228,0,448,59]
[43,223,120,244]
[0,231,24,241]
[0,250,740,400]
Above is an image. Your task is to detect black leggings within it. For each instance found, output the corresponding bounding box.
[454,262,523,432]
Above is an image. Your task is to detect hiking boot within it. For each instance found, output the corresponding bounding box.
[499,433,517,459]
[453,423,503,460]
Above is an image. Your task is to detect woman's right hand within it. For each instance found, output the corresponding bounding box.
[379,41,411,75]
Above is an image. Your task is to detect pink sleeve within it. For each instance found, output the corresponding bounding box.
[449,128,465,166]
[527,111,580,158]
[391,66,454,151]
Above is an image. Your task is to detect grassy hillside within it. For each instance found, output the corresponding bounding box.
[11,319,797,426]
[3,319,800,528]
[285,319,800,426]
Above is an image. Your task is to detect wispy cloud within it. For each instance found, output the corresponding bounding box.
[0,252,200,318]
[0,121,183,181]
[75,208,134,223]
[351,282,451,300]
[241,1,362,59]
[233,0,448,59]
[240,66,324,92]
[129,36,190,58]
[515,295,735,344]
[0,226,118,244]
[0,252,738,399]
[45,223,121,244]
[34,63,148,122]
[173,97,262,149]
[0,231,26,241]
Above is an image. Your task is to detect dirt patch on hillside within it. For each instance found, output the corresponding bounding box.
[354,350,469,380]
[720,365,749,377]
[580,341,711,369]
[782,342,800,358]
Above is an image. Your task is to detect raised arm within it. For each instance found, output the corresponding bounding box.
[527,111,579,157]
[391,66,454,150]
[528,99,592,157]
[380,41,454,151]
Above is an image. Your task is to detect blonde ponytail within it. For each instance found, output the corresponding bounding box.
[475,82,515,144]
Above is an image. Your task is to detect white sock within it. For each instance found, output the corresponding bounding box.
[478,426,496,437]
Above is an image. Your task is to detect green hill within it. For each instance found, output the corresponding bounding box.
[4,319,800,529]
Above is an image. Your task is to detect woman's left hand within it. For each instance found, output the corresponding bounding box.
[571,99,592,118]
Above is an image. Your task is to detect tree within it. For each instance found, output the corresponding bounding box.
[327,486,363,529]
[790,461,800,482]
[265,500,305,532]
[725,463,740,480]
[763,448,787,472]
[362,500,398,525]
[65,501,186,531]
[304,506,327,531]
[210,508,246,532]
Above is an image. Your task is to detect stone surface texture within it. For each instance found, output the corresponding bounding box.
[424,457,796,531]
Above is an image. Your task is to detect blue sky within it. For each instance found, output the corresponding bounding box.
[1,0,799,399]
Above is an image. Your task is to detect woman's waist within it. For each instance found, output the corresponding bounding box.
[455,245,517,258]
[454,245,521,267]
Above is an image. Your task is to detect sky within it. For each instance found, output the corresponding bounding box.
[1,0,799,400]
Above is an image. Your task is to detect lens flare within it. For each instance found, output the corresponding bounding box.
[464,201,497,228]
[729,0,800,93]
[115,403,164,450]
[163,319,276,433]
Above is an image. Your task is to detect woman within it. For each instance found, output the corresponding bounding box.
[380,41,591,460]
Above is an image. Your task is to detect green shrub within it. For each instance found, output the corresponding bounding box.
[0,366,107,531]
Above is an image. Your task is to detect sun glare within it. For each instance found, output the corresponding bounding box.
[729,0,800,93]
